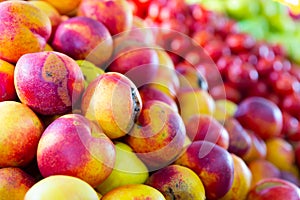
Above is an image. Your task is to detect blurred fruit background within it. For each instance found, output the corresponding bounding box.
[189,0,300,64]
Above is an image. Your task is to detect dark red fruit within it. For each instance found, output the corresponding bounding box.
[225,33,255,53]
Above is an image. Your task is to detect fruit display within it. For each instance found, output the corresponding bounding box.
[0,0,300,200]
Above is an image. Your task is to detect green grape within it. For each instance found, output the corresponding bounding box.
[237,17,269,39]
[225,0,261,20]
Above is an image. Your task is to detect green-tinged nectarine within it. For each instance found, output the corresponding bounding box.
[24,175,99,200]
[101,184,166,200]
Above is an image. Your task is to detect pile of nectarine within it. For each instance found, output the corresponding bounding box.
[0,0,300,199]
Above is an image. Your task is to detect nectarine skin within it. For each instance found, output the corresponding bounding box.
[247,178,300,200]
[148,49,180,99]
[0,1,51,63]
[14,51,84,115]
[112,16,156,47]
[175,141,234,200]
[242,130,267,163]
[295,144,300,170]
[177,88,215,123]
[224,117,251,157]
[220,154,252,200]
[108,44,159,86]
[0,59,16,101]
[0,101,44,167]
[81,72,142,139]
[43,0,81,15]
[265,137,296,172]
[176,63,208,90]
[234,97,283,140]
[248,159,281,187]
[139,86,178,112]
[146,165,206,200]
[37,114,116,187]
[126,16,156,45]
[126,100,186,170]
[24,175,99,200]
[186,114,229,149]
[78,0,133,35]
[52,16,113,66]
[28,1,62,41]
[0,167,36,200]
[101,184,166,200]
